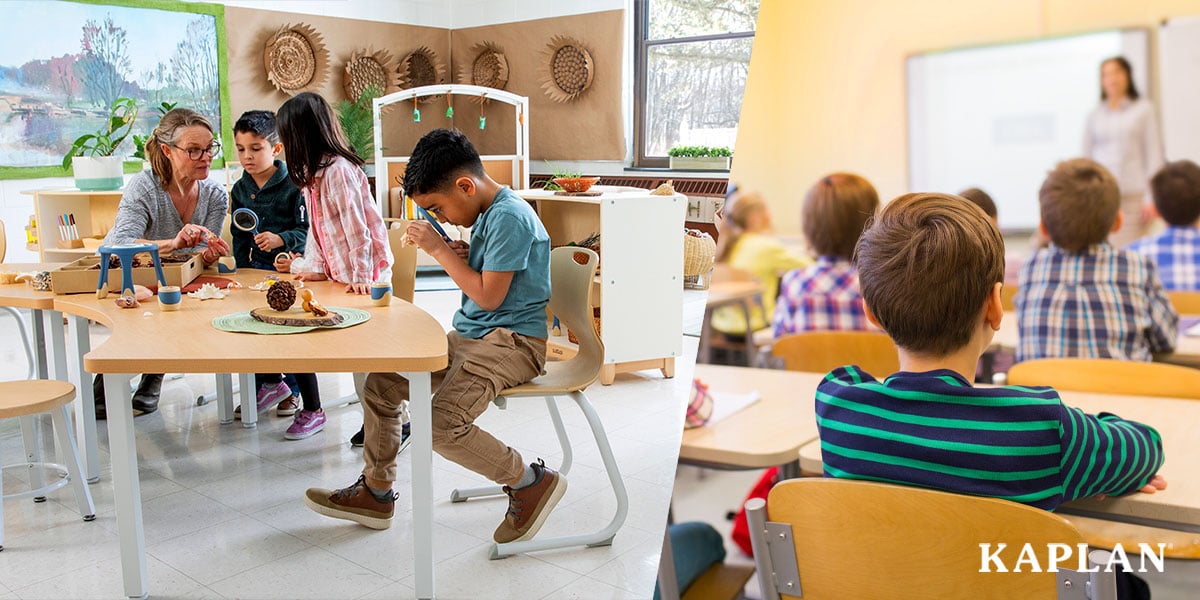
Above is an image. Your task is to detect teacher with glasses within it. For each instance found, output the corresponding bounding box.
[94,107,231,419]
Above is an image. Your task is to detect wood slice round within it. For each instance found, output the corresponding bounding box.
[250,307,344,327]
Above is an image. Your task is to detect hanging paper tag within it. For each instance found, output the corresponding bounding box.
[478,116,487,130]
[413,108,422,122]
[445,106,454,118]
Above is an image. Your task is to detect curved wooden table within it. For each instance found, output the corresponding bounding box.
[54,269,448,599]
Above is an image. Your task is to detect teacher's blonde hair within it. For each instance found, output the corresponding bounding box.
[145,108,214,189]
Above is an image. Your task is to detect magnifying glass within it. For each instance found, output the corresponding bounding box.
[413,205,451,241]
[232,208,260,235]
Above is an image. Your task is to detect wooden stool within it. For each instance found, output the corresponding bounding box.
[1,380,96,552]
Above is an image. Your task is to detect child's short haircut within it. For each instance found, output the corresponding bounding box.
[958,187,997,220]
[233,110,279,144]
[802,173,879,258]
[1039,158,1120,252]
[1151,160,1200,226]
[856,193,1004,356]
[404,129,486,196]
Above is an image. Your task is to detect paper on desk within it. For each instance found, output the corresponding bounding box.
[706,390,762,426]
[1184,317,1200,337]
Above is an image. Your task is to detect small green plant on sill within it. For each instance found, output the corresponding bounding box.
[62,96,139,169]
[131,101,179,161]
[667,145,732,158]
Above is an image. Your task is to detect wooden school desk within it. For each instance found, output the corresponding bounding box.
[994,311,1200,368]
[681,365,823,476]
[54,271,449,599]
[698,276,765,365]
[799,388,1200,533]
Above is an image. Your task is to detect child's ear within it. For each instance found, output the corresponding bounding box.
[1038,221,1049,240]
[272,142,283,156]
[1111,210,1124,234]
[863,302,884,330]
[456,175,476,196]
[985,282,1003,331]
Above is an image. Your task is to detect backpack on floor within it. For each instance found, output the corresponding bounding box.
[729,466,779,556]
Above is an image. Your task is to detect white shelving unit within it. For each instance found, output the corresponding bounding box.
[22,189,122,262]
[517,187,687,385]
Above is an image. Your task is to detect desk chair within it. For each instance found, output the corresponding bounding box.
[1007,358,1200,399]
[703,264,769,366]
[1007,357,1200,559]
[747,478,1117,600]
[771,331,899,376]
[448,247,628,559]
[1,380,96,551]
[1166,291,1200,315]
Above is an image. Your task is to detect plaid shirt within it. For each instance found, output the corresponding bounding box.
[1127,226,1200,291]
[1015,243,1177,362]
[772,256,872,336]
[290,156,393,285]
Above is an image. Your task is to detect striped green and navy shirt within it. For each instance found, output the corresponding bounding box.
[815,366,1164,510]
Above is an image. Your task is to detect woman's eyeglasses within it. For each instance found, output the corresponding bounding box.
[172,143,221,160]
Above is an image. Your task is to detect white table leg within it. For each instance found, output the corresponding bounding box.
[31,309,48,379]
[216,374,234,424]
[239,373,256,428]
[404,371,434,600]
[105,373,148,599]
[69,315,100,483]
[49,310,68,382]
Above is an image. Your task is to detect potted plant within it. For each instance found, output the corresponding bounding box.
[131,101,178,170]
[539,162,599,193]
[336,84,383,174]
[62,97,139,190]
[668,145,732,171]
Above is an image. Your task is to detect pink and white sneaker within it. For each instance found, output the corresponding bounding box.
[235,382,294,419]
[285,409,327,440]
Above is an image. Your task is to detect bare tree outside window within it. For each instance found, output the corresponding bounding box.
[635,0,759,167]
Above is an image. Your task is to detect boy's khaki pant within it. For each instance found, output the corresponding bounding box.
[361,328,547,485]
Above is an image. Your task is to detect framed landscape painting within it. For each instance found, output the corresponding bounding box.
[0,0,229,178]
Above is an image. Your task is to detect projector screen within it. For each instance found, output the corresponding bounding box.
[908,29,1150,231]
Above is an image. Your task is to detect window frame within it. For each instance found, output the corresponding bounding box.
[632,0,757,168]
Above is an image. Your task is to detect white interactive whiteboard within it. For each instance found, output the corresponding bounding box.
[1161,17,1200,166]
[908,29,1150,230]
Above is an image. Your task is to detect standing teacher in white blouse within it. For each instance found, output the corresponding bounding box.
[1083,56,1165,248]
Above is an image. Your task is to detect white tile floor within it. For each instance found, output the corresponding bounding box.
[0,289,701,599]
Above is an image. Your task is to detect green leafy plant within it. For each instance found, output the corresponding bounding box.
[336,84,383,162]
[535,161,585,191]
[131,101,179,161]
[667,145,732,158]
[62,97,139,169]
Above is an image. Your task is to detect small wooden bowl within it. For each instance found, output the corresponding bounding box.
[553,176,600,193]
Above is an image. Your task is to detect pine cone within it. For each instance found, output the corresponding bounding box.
[266,280,297,311]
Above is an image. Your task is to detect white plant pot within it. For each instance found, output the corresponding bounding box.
[669,156,731,171]
[72,156,125,191]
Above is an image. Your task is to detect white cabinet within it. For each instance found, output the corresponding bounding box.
[22,189,122,263]
[517,187,686,385]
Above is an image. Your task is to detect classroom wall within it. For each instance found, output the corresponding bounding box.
[449,0,624,29]
[204,0,450,27]
[733,0,1200,236]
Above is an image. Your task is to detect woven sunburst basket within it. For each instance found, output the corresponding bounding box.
[263,23,330,96]
[398,47,446,103]
[539,35,594,103]
[343,48,399,101]
[459,42,509,97]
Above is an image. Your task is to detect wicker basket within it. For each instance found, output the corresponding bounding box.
[683,229,716,289]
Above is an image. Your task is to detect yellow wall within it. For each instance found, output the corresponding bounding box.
[734,0,1200,235]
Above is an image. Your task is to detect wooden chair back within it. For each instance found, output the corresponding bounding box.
[383,218,418,303]
[771,331,899,376]
[752,478,1109,599]
[1166,290,1200,315]
[0,217,7,262]
[1008,358,1200,399]
[1000,283,1017,311]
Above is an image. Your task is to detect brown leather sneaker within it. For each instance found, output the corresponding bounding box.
[493,459,567,544]
[304,475,396,530]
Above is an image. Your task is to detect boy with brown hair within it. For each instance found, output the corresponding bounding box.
[1128,159,1200,290]
[816,192,1166,512]
[1014,158,1177,362]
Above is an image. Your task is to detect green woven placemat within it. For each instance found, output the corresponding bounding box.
[212,307,371,334]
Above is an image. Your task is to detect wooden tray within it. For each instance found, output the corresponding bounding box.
[250,306,344,327]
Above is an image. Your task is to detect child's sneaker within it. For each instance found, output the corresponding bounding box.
[276,396,300,417]
[493,459,567,544]
[235,382,293,419]
[350,422,410,450]
[304,475,396,529]
[285,409,327,440]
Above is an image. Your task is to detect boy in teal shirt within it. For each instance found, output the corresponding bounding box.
[305,129,560,543]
